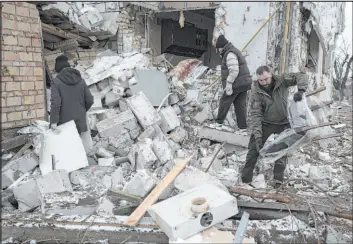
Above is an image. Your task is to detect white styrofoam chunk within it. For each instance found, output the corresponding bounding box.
[39,121,89,175]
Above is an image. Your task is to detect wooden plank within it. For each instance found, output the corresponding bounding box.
[306,86,326,97]
[123,156,192,227]
[198,127,249,148]
[108,189,143,205]
[41,23,91,44]
[1,135,30,152]
[11,142,32,161]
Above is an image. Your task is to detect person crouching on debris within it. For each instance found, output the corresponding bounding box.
[242,65,308,188]
[213,34,252,131]
[50,55,94,151]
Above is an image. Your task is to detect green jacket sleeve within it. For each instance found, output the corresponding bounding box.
[248,90,263,140]
[280,72,309,91]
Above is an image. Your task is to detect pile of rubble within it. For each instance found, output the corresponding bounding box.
[1,48,352,243]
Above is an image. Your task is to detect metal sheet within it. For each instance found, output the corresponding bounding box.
[130,70,170,106]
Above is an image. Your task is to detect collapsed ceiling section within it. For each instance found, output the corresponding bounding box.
[36,2,123,50]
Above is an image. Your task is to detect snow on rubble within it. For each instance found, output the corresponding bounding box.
[1,49,352,243]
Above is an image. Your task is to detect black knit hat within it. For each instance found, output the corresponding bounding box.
[55,55,70,73]
[215,35,229,48]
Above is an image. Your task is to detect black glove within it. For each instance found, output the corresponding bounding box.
[293,89,305,102]
[255,137,263,152]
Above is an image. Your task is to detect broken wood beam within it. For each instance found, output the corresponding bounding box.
[313,133,343,141]
[11,142,32,161]
[108,189,143,205]
[306,86,326,97]
[198,127,249,148]
[236,200,353,220]
[124,156,192,227]
[41,23,91,44]
[1,135,30,152]
[230,187,291,203]
[310,100,333,111]
[294,121,337,134]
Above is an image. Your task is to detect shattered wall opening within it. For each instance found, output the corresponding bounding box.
[306,28,321,73]
[154,8,218,68]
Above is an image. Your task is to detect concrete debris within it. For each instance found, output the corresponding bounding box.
[13,179,41,212]
[152,136,174,164]
[36,169,72,194]
[169,127,188,143]
[2,152,39,189]
[96,110,139,138]
[130,70,170,106]
[98,157,115,167]
[123,170,157,198]
[128,139,157,170]
[251,174,267,189]
[127,91,162,129]
[96,196,115,216]
[159,106,181,133]
[174,166,229,193]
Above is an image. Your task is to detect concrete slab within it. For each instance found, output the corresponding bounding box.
[174,166,228,193]
[193,104,211,124]
[123,170,157,198]
[36,169,72,195]
[130,70,170,106]
[127,91,162,129]
[39,121,89,175]
[159,106,180,133]
[1,152,39,189]
[198,127,249,148]
[128,140,157,170]
[41,191,99,215]
[96,110,139,138]
[13,179,41,212]
[98,157,115,167]
[148,184,238,241]
[152,136,174,164]
[169,127,188,143]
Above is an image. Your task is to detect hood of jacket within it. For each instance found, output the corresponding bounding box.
[56,67,83,86]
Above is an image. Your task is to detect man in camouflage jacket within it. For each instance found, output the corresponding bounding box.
[242,65,308,186]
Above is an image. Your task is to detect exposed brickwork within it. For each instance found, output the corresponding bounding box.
[1,2,45,129]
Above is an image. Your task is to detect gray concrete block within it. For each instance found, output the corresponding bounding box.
[127,91,161,129]
[96,196,115,216]
[198,127,249,148]
[36,169,73,195]
[105,91,121,107]
[128,140,157,170]
[174,166,228,193]
[108,129,133,156]
[98,157,115,167]
[1,152,38,189]
[169,127,188,143]
[13,179,41,212]
[123,170,157,198]
[118,99,129,112]
[111,168,125,190]
[152,136,174,164]
[159,106,180,133]
[168,93,180,105]
[96,110,139,138]
[41,191,99,215]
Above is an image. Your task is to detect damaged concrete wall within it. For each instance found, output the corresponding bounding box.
[215,2,271,77]
[1,2,46,129]
[287,2,346,102]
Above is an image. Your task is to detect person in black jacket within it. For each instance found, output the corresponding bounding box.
[214,35,252,130]
[50,55,94,135]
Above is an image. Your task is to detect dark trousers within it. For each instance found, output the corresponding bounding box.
[241,123,290,183]
[215,91,247,129]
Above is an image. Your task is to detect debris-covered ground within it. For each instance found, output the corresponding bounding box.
[1,45,352,243]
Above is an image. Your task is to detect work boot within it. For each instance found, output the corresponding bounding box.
[209,122,223,130]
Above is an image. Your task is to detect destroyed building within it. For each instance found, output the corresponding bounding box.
[1,1,352,244]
